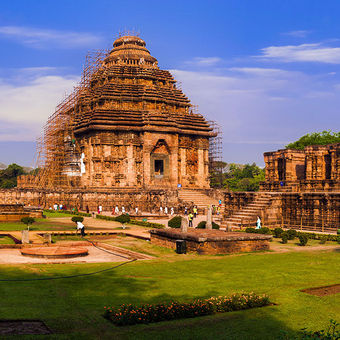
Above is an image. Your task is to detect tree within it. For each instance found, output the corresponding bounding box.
[71,216,84,224]
[21,217,35,229]
[286,130,340,150]
[0,164,26,188]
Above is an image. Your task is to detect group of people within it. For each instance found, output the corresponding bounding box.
[183,206,198,227]
[159,206,175,216]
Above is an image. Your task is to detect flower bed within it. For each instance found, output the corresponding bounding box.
[104,293,270,326]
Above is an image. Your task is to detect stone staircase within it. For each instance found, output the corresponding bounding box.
[224,193,273,229]
[178,189,224,211]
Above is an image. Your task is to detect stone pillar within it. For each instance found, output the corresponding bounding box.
[180,148,186,181]
[143,144,152,188]
[197,149,204,186]
[181,216,188,233]
[169,145,179,187]
[126,144,136,186]
[206,205,212,230]
[21,230,29,244]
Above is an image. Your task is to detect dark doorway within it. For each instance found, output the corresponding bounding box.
[324,154,332,179]
[278,158,286,181]
[154,159,164,178]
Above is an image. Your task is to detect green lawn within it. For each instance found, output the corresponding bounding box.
[0,219,75,231]
[0,235,15,244]
[0,249,339,339]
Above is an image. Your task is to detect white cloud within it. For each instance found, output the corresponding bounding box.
[283,30,312,38]
[170,67,340,164]
[185,57,222,66]
[259,43,340,63]
[0,70,78,141]
[0,26,103,49]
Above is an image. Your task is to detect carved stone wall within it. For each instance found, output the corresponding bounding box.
[262,143,340,192]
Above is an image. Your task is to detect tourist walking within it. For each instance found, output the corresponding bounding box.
[184,206,188,215]
[193,206,197,218]
[170,207,174,216]
[188,212,194,228]
[256,216,262,229]
[135,207,139,215]
[164,206,168,214]
[115,205,119,214]
[86,205,89,214]
[160,206,163,214]
[122,206,126,214]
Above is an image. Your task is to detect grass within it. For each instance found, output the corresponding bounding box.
[0,219,75,231]
[0,235,15,244]
[0,249,339,339]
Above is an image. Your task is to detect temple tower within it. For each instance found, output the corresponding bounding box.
[70,35,214,189]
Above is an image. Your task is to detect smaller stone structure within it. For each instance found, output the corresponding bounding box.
[150,229,271,254]
[262,143,340,192]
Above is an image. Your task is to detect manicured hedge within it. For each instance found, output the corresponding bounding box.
[44,209,91,217]
[168,216,182,228]
[96,214,164,229]
[196,221,220,229]
[104,293,270,326]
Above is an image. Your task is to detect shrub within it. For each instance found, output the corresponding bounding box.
[337,229,340,235]
[281,232,288,244]
[257,227,271,235]
[71,216,84,223]
[168,216,182,228]
[196,221,220,229]
[245,227,256,233]
[298,234,309,246]
[287,229,297,240]
[115,214,130,224]
[337,236,340,244]
[319,235,328,244]
[273,228,284,238]
[21,217,35,226]
[104,293,270,326]
[129,220,164,229]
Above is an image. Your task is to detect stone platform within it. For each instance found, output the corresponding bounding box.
[150,229,272,255]
[21,246,88,259]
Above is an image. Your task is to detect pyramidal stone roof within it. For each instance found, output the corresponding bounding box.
[73,35,214,137]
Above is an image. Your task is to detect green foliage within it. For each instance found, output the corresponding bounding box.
[104,293,271,326]
[281,232,288,244]
[71,216,84,223]
[274,228,284,238]
[168,216,182,228]
[245,227,256,233]
[286,130,340,150]
[115,214,130,224]
[223,163,265,192]
[0,163,26,188]
[196,221,220,229]
[298,234,309,246]
[44,209,91,217]
[95,214,164,228]
[287,229,297,240]
[319,235,328,244]
[20,216,35,226]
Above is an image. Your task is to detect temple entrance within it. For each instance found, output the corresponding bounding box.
[278,158,286,181]
[154,159,164,178]
[324,154,332,180]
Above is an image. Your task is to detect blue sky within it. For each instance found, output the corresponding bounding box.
[0,0,339,167]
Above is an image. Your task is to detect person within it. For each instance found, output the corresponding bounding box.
[219,199,222,205]
[99,205,103,214]
[188,212,194,228]
[53,203,58,211]
[59,204,63,211]
[193,206,197,218]
[86,205,89,214]
[170,207,174,216]
[115,205,119,214]
[135,207,139,215]
[160,206,163,214]
[184,206,188,215]
[256,216,262,229]
[164,206,168,214]
[122,206,126,214]
[76,221,85,237]
[217,206,220,216]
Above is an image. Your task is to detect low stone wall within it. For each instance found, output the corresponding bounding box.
[150,229,271,255]
[0,188,179,212]
[224,191,340,233]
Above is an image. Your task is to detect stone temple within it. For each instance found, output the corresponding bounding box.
[19,35,214,191]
